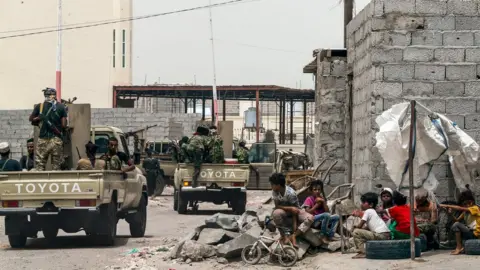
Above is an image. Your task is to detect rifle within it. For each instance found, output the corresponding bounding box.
[76,146,82,160]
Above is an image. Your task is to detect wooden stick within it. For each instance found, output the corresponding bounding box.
[408,100,416,260]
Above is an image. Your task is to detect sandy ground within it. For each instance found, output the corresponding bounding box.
[0,188,477,270]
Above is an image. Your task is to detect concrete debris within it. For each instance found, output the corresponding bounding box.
[197,228,238,245]
[169,225,204,259]
[180,240,216,262]
[205,213,239,231]
[321,237,355,252]
[296,238,311,259]
[216,225,262,258]
[216,257,229,264]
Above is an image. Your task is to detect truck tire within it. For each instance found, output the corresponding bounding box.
[97,200,117,246]
[232,192,247,215]
[173,189,178,211]
[365,239,421,260]
[129,194,147,237]
[177,191,188,214]
[154,174,166,196]
[43,227,59,240]
[8,235,27,248]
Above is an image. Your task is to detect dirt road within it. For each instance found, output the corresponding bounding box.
[0,188,477,270]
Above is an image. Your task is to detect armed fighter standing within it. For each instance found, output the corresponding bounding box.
[29,88,68,171]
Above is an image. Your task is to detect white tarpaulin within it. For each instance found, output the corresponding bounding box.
[375,102,480,193]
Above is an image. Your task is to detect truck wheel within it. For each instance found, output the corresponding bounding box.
[173,189,178,211]
[154,174,166,196]
[177,191,188,214]
[43,227,59,240]
[97,200,117,246]
[8,235,27,248]
[129,194,147,237]
[233,193,247,215]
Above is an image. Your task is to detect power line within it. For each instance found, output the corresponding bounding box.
[0,0,259,40]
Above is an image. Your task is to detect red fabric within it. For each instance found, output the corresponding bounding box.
[389,205,420,236]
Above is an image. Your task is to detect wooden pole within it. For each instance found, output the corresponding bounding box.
[408,100,416,260]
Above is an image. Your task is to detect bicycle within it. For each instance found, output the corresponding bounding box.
[241,217,298,267]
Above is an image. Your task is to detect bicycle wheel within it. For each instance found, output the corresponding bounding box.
[278,246,298,267]
[241,244,262,265]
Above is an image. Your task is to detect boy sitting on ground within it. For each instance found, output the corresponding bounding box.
[302,180,339,242]
[351,192,391,259]
[440,186,480,255]
[270,172,313,248]
[385,191,420,240]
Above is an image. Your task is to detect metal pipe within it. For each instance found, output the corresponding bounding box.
[290,100,294,144]
[223,97,226,121]
[202,98,206,120]
[256,90,260,142]
[208,0,218,126]
[408,100,416,260]
[303,100,307,144]
[56,0,63,102]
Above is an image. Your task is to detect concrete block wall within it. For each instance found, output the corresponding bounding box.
[314,50,348,187]
[347,0,480,198]
[0,108,201,160]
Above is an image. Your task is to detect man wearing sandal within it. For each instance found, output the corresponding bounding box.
[440,186,480,255]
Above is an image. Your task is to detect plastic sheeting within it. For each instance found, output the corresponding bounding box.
[375,102,480,193]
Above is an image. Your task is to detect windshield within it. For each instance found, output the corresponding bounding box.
[248,143,276,163]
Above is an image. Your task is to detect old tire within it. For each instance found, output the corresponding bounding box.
[129,194,147,237]
[8,235,27,248]
[465,239,480,255]
[366,239,421,260]
[173,189,178,211]
[176,191,188,214]
[418,234,427,252]
[241,244,262,264]
[97,200,117,246]
[154,174,166,196]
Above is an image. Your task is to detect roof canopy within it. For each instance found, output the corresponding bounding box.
[114,85,315,102]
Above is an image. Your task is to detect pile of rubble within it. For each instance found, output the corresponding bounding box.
[168,204,360,263]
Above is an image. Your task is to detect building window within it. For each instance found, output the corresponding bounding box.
[113,29,116,68]
[122,29,126,68]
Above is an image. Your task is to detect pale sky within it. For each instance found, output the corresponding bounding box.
[133,0,370,90]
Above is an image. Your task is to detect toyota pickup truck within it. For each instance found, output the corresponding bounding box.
[0,126,148,248]
[174,163,250,215]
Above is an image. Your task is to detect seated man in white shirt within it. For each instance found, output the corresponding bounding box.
[351,192,391,259]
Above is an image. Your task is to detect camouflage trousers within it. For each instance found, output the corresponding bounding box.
[186,148,204,168]
[35,137,63,171]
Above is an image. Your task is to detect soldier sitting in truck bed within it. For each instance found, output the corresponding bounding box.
[99,137,136,173]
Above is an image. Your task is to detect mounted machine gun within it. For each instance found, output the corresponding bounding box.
[125,124,158,164]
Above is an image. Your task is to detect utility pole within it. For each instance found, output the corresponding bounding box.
[209,0,219,126]
[344,0,354,48]
[56,0,63,102]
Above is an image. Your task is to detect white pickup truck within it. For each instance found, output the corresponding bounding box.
[0,126,148,248]
[174,163,250,215]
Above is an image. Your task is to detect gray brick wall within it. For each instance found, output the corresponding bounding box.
[347,0,480,199]
[0,108,201,160]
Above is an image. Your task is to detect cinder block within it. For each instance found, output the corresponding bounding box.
[412,31,443,46]
[433,82,465,96]
[383,31,412,46]
[465,81,480,96]
[443,32,474,46]
[389,15,425,30]
[447,0,478,16]
[403,82,434,96]
[384,64,415,81]
[415,0,447,15]
[425,16,455,30]
[418,99,446,113]
[465,114,480,129]
[466,48,480,62]
[373,82,403,97]
[455,16,480,30]
[385,0,415,13]
[371,48,404,63]
[404,47,434,62]
[434,48,465,62]
[446,99,476,114]
[446,64,477,80]
[415,64,446,80]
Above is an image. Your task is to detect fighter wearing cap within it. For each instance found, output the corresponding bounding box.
[29,88,68,171]
[0,142,21,172]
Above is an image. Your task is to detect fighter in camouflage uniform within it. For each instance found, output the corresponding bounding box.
[142,149,160,196]
[186,125,210,187]
[178,136,190,163]
[208,126,224,164]
[236,141,249,164]
[29,88,68,171]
